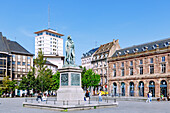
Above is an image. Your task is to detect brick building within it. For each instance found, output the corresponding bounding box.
[108,38,170,97]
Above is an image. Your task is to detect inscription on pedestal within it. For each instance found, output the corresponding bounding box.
[61,73,68,86]
[71,73,80,86]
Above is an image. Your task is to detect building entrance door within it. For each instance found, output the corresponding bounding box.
[121,82,125,96]
[160,80,167,97]
[113,83,117,96]
[149,81,155,97]
[129,82,134,96]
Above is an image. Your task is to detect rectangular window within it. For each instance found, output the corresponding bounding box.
[22,62,25,65]
[23,69,25,72]
[130,68,133,75]
[150,58,153,63]
[122,62,124,67]
[27,64,30,66]
[140,60,143,64]
[121,69,124,76]
[18,55,21,60]
[12,55,15,58]
[18,68,21,71]
[113,64,116,68]
[23,56,25,60]
[150,65,154,74]
[12,61,15,65]
[140,67,143,75]
[113,70,116,77]
[130,61,133,66]
[161,64,166,73]
[27,56,30,60]
[162,56,165,62]
[17,62,21,65]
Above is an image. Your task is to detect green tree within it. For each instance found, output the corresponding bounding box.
[81,69,100,90]
[50,71,60,91]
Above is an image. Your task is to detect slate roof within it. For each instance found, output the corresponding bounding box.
[112,38,170,57]
[45,60,58,67]
[0,32,33,55]
[0,32,10,53]
[94,41,114,55]
[82,47,99,58]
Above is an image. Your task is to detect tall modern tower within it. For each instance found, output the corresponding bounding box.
[34,29,65,72]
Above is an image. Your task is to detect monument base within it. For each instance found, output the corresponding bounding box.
[57,66,84,102]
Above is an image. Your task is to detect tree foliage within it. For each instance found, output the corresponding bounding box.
[81,68,100,90]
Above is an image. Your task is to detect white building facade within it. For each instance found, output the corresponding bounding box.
[34,29,64,73]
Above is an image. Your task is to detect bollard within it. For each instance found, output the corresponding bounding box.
[46,100,47,104]
[78,100,80,105]
[63,101,65,105]
[67,100,68,105]
[31,99,33,103]
[54,100,56,105]
[107,98,108,103]
[89,98,90,104]
[114,98,116,103]
[25,99,27,102]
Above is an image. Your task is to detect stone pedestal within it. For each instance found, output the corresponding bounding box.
[57,67,84,101]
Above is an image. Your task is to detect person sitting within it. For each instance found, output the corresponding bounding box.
[160,94,166,101]
[42,93,47,101]
[85,90,90,101]
[36,93,42,101]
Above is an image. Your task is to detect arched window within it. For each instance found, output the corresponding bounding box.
[129,82,134,96]
[113,82,117,96]
[139,81,144,97]
[160,80,167,97]
[121,82,125,96]
[149,81,155,97]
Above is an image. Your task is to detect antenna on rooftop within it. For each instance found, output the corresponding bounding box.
[48,4,50,29]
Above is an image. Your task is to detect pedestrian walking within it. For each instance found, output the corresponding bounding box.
[149,92,152,102]
[98,89,102,102]
[146,92,150,103]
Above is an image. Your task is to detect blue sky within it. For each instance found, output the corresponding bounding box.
[1,0,170,65]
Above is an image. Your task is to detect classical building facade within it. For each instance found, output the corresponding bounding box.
[34,29,65,72]
[0,32,33,96]
[91,39,120,93]
[81,47,99,70]
[108,38,170,97]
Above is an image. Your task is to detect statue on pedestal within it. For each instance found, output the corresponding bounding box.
[65,36,75,66]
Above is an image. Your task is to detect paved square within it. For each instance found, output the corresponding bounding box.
[0,98,169,113]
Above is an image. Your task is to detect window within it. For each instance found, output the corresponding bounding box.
[161,64,166,73]
[17,75,20,78]
[23,56,25,60]
[140,60,143,65]
[113,64,116,68]
[121,69,124,76]
[130,61,133,66]
[162,56,165,62]
[22,62,25,65]
[150,65,154,74]
[130,68,133,75]
[50,38,52,40]
[27,64,30,66]
[18,68,21,71]
[17,62,21,65]
[27,56,30,60]
[12,61,15,65]
[18,55,21,59]
[150,58,153,63]
[12,55,15,58]
[140,67,143,75]
[23,69,25,72]
[113,70,116,77]
[122,62,124,67]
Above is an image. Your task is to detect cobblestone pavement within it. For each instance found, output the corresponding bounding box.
[0,98,170,113]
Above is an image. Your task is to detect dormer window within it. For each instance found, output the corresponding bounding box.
[164,42,170,47]
[101,54,103,58]
[116,52,121,56]
[142,46,148,51]
[133,48,138,53]
[124,50,129,54]
[105,54,108,57]
[152,44,159,49]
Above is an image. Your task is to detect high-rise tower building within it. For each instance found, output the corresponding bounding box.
[34,29,64,57]
[34,29,64,72]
